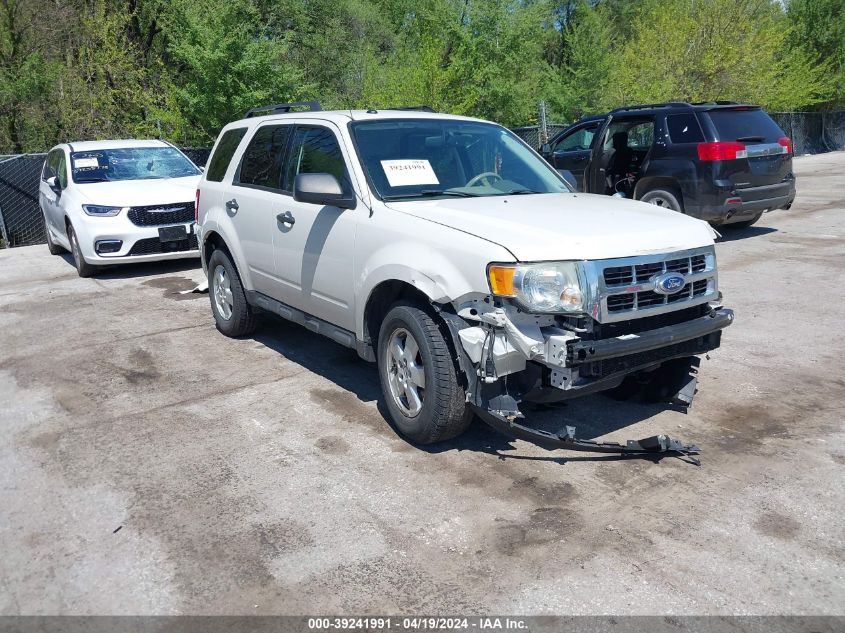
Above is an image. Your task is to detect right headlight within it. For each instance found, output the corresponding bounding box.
[488,261,584,313]
[82,204,126,217]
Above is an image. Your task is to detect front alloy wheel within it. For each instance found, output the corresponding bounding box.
[384,327,426,417]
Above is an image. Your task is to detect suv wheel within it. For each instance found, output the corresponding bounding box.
[208,248,257,337]
[377,303,472,444]
[67,224,97,277]
[640,188,683,213]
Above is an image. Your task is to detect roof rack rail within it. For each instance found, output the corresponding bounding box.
[610,102,690,113]
[244,100,322,118]
[386,105,437,112]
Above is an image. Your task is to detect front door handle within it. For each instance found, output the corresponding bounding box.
[277,211,295,226]
[225,198,239,213]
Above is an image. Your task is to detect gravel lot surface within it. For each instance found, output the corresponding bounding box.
[1,153,843,616]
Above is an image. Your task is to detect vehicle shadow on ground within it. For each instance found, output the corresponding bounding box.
[716,225,777,242]
[252,314,677,464]
[59,254,201,279]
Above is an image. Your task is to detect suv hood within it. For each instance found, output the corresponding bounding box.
[75,175,200,207]
[386,192,717,261]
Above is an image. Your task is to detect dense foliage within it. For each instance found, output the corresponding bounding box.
[0,0,842,152]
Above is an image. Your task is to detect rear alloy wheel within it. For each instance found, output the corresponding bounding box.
[640,188,683,213]
[377,303,472,444]
[208,248,257,337]
[67,224,98,277]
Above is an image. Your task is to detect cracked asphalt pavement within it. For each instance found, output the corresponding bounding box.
[0,153,843,615]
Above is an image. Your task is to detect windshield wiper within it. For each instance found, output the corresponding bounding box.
[736,135,765,142]
[74,177,109,183]
[383,189,481,200]
[495,188,543,195]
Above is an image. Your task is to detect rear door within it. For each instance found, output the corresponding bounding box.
[549,121,600,190]
[229,123,293,298]
[701,107,791,188]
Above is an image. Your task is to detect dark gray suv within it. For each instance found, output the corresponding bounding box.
[543,102,796,228]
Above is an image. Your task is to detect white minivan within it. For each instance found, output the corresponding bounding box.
[39,139,202,277]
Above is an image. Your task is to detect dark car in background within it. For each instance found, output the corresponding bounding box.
[542,102,796,228]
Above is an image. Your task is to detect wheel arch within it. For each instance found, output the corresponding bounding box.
[634,176,685,210]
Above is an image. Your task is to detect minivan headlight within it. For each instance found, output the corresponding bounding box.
[82,205,126,217]
[488,262,584,313]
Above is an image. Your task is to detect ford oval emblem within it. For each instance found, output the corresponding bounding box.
[653,272,686,295]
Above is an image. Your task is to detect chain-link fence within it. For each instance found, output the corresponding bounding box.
[512,111,845,155]
[0,148,211,249]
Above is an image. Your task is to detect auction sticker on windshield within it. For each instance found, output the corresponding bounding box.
[381,159,440,187]
[73,157,100,169]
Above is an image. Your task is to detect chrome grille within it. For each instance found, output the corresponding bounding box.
[128,202,195,227]
[583,247,718,323]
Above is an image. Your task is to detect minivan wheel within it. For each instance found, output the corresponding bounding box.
[377,303,472,444]
[208,248,257,337]
[640,188,683,213]
[67,224,97,277]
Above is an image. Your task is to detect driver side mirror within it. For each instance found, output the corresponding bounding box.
[46,176,61,194]
[293,173,355,209]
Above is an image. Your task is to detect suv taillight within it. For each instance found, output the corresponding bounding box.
[778,136,793,155]
[195,188,200,223]
[697,141,747,161]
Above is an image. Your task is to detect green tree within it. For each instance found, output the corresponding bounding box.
[787,0,845,107]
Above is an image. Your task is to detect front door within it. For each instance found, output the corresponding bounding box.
[550,122,600,190]
[272,122,359,332]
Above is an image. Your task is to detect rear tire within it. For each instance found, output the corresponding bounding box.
[67,224,97,277]
[208,248,257,337]
[640,188,683,213]
[377,303,472,444]
[726,212,763,229]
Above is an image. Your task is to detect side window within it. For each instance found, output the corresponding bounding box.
[55,152,68,189]
[604,120,654,150]
[667,113,704,143]
[42,151,58,180]
[206,128,247,182]
[626,121,654,148]
[554,124,598,152]
[236,125,292,190]
[283,126,350,193]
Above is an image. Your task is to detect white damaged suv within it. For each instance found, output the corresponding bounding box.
[40,140,202,277]
[197,103,733,455]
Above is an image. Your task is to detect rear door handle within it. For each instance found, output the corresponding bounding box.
[225,198,239,213]
[277,211,295,226]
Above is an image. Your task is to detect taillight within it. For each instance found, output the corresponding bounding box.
[778,136,793,155]
[697,141,747,161]
[195,188,200,223]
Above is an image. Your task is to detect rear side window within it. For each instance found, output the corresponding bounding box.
[236,125,292,190]
[206,128,247,182]
[667,114,704,143]
[282,126,350,193]
[706,109,784,142]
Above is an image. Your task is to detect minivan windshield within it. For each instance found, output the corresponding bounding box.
[70,147,200,183]
[350,119,571,200]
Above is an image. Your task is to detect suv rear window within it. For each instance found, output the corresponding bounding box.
[706,109,784,142]
[206,128,247,182]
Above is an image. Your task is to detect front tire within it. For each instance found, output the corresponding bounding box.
[377,303,472,444]
[208,248,257,337]
[67,224,97,277]
[640,188,683,213]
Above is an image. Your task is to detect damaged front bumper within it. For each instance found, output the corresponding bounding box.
[441,301,733,460]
